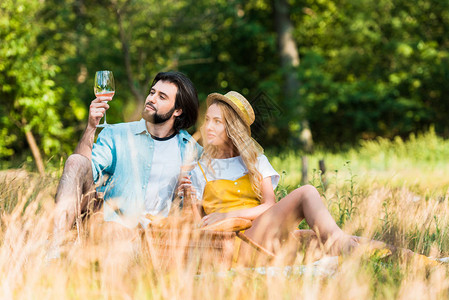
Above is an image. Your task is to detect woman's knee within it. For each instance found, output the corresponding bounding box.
[291,185,320,201]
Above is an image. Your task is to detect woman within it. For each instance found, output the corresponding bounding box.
[176,91,445,267]
[178,91,360,263]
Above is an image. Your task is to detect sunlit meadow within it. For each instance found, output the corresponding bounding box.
[1,130,448,299]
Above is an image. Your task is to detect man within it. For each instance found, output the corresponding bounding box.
[53,71,201,238]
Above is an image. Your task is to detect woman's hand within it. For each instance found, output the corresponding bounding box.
[201,212,230,227]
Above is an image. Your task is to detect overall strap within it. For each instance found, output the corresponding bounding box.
[197,162,209,182]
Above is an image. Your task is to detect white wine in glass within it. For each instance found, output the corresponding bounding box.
[94,70,115,127]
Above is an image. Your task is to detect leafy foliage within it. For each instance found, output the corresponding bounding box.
[294,0,449,147]
[0,0,72,166]
[1,0,449,169]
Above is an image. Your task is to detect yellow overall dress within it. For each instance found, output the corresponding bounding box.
[198,163,260,262]
[198,163,260,215]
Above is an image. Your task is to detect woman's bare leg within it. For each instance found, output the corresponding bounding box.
[240,185,357,262]
[238,186,437,266]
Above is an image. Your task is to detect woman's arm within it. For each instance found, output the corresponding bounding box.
[201,177,276,226]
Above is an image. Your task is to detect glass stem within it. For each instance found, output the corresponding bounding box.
[103,101,107,124]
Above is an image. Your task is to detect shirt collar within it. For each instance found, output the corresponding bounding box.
[132,118,191,143]
[177,129,192,143]
[132,119,149,135]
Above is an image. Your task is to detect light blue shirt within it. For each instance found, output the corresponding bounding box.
[91,119,201,227]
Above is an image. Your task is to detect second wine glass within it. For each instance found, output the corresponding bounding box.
[94,70,115,127]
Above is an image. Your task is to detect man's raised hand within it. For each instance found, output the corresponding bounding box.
[88,95,112,128]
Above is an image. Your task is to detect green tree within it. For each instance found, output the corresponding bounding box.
[292,0,449,146]
[3,0,449,169]
[0,0,71,172]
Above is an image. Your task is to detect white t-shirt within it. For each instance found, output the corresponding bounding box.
[143,135,182,219]
[190,155,280,201]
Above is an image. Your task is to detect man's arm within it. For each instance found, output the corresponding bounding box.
[74,96,113,159]
[74,126,97,159]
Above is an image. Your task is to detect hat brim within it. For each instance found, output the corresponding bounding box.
[206,93,251,127]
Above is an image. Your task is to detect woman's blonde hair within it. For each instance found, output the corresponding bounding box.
[201,100,263,199]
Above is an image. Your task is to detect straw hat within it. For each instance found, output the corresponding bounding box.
[206,91,255,127]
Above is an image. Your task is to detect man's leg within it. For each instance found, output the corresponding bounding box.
[49,154,95,258]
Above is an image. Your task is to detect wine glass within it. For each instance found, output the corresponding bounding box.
[94,70,115,127]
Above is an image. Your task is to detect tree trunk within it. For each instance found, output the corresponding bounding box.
[273,0,314,152]
[301,155,308,185]
[112,0,146,121]
[22,119,45,176]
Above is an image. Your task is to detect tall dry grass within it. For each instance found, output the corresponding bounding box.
[1,134,448,299]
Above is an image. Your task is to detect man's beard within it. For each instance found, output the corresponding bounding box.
[142,103,176,124]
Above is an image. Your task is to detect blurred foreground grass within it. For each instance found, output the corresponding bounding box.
[0,130,448,299]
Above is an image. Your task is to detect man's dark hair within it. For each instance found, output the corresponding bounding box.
[151,71,198,133]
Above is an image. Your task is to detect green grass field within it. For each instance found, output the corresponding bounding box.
[0,130,448,299]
